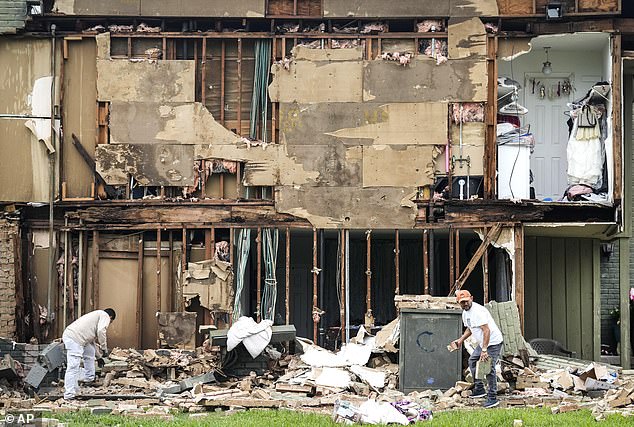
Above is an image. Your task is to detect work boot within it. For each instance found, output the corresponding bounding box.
[470,387,486,398]
[483,398,499,409]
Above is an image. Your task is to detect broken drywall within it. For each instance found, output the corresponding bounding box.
[269,58,363,103]
[95,32,111,60]
[183,258,234,313]
[450,0,498,17]
[110,102,242,145]
[448,17,487,59]
[96,144,195,186]
[276,186,418,229]
[363,58,487,102]
[157,312,197,350]
[362,145,437,187]
[498,39,532,61]
[24,76,60,154]
[97,59,195,103]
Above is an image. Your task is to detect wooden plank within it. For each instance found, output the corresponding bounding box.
[285,227,290,325]
[312,228,318,343]
[482,228,489,303]
[484,35,498,199]
[202,37,207,106]
[592,240,601,362]
[156,228,162,347]
[455,229,460,279]
[221,40,226,125]
[514,225,525,333]
[579,239,594,360]
[536,237,552,338]
[619,237,631,368]
[92,231,99,309]
[451,223,502,294]
[565,238,581,357]
[423,230,429,294]
[551,238,567,346]
[449,227,455,291]
[612,34,622,203]
[395,229,400,295]
[237,38,243,135]
[168,231,173,311]
[137,235,143,348]
[524,236,538,340]
[205,229,212,259]
[181,227,187,311]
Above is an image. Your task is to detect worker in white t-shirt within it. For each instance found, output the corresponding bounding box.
[450,290,504,409]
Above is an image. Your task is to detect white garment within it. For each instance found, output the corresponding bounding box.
[63,310,111,351]
[567,119,604,188]
[462,302,503,347]
[226,316,273,358]
[62,336,96,399]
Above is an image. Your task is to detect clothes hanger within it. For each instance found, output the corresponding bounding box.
[498,101,528,115]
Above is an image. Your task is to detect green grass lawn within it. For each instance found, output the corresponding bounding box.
[52,407,632,426]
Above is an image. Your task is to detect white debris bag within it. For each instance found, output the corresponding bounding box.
[226,316,273,358]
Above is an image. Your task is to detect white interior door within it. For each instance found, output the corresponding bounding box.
[523,76,571,201]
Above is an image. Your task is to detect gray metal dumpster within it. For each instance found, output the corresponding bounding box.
[399,309,463,392]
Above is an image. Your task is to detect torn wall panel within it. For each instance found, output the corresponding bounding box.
[110,102,241,145]
[434,145,484,176]
[293,46,363,61]
[498,39,531,61]
[97,59,195,103]
[183,258,234,313]
[362,145,437,187]
[53,0,141,15]
[95,144,195,186]
[157,312,197,350]
[363,58,487,103]
[448,17,487,59]
[269,59,363,103]
[140,0,265,17]
[279,102,448,146]
[285,144,363,187]
[322,0,450,17]
[276,186,418,229]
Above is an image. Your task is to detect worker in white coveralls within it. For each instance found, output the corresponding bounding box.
[450,290,503,409]
[62,308,116,400]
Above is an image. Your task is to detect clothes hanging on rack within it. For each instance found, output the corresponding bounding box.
[567,116,604,188]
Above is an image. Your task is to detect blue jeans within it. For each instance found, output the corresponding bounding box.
[469,342,503,400]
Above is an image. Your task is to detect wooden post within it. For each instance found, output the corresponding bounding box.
[201,37,207,105]
[618,238,631,367]
[395,229,400,295]
[312,228,318,343]
[168,231,173,311]
[181,227,187,311]
[514,225,525,333]
[285,227,290,325]
[92,231,100,309]
[63,228,68,329]
[340,229,345,344]
[137,235,144,348]
[237,38,242,135]
[450,224,502,295]
[156,228,162,325]
[612,34,623,202]
[482,227,489,303]
[455,229,460,279]
[485,35,498,198]
[257,228,262,321]
[220,40,226,125]
[423,230,429,294]
[449,227,455,291]
[78,230,83,316]
[366,230,372,321]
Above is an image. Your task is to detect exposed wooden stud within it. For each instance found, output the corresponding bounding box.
[482,227,489,303]
[201,37,207,104]
[285,227,290,325]
[423,230,429,294]
[168,231,173,311]
[293,0,297,15]
[450,223,503,295]
[78,230,84,316]
[257,227,262,321]
[127,37,132,58]
[449,227,455,290]
[220,40,226,125]
[92,231,99,309]
[395,229,400,295]
[162,37,166,60]
[514,224,525,333]
[612,34,623,202]
[366,230,372,322]
[137,234,143,348]
[201,159,206,196]
[63,228,68,329]
[340,229,345,344]
[237,38,243,135]
[485,35,498,199]
[619,237,631,367]
[181,227,187,311]
[236,163,242,197]
[281,37,286,57]
[455,229,460,279]
[156,228,162,345]
[377,38,381,56]
[312,228,318,343]
[592,239,601,362]
[211,227,216,259]
[205,228,212,259]
[229,227,234,264]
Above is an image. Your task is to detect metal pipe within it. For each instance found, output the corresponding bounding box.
[46,24,57,323]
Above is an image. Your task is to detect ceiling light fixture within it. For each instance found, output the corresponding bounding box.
[542,47,552,75]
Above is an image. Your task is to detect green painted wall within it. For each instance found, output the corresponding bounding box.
[524,237,599,361]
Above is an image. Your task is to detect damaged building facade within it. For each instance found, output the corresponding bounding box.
[0,0,633,367]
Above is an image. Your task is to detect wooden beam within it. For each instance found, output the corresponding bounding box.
[181,227,187,311]
[312,228,318,343]
[395,229,400,295]
[285,227,290,325]
[257,227,262,321]
[449,227,455,289]
[205,229,212,259]
[485,35,498,199]
[237,38,242,135]
[592,239,601,362]
[482,227,489,303]
[366,230,372,322]
[202,37,207,107]
[455,229,460,280]
[514,224,525,333]
[340,229,345,344]
[168,231,173,311]
[78,230,83,316]
[612,33,623,203]
[156,228,162,347]
[619,237,631,368]
[423,230,429,294]
[137,234,143,348]
[220,40,226,125]
[450,223,503,295]
[92,231,99,309]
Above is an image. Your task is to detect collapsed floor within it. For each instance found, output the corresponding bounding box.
[1,298,633,425]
